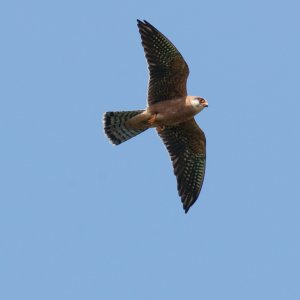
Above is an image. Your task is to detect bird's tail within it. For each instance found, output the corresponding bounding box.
[103,110,148,145]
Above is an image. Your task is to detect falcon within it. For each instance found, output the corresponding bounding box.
[103,20,208,213]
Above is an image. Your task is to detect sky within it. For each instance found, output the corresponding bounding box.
[1,0,300,299]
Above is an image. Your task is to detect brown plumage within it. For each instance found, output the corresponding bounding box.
[137,20,189,105]
[103,20,208,213]
[157,119,206,213]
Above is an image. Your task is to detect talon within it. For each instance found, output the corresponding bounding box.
[148,114,157,125]
[157,125,165,133]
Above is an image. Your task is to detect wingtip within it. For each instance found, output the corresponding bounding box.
[137,19,147,24]
[137,19,145,29]
[182,195,197,214]
[137,19,153,28]
[182,198,190,213]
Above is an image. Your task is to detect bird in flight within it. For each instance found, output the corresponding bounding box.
[103,20,208,213]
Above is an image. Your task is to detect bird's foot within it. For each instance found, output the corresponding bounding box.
[147,114,157,126]
[157,125,165,133]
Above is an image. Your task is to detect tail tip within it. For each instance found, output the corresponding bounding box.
[103,112,121,145]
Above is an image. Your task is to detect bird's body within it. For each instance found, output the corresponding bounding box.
[103,20,208,213]
[126,96,204,130]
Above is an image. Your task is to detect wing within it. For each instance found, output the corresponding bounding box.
[137,20,189,105]
[157,119,206,213]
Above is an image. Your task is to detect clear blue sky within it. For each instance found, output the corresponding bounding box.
[1,0,300,299]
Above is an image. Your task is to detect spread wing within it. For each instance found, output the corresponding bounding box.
[157,119,206,213]
[137,20,189,105]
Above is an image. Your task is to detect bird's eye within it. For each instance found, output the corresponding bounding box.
[200,98,205,104]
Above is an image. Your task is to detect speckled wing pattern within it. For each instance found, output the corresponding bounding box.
[157,119,206,213]
[137,20,189,105]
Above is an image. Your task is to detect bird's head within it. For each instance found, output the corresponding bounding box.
[190,96,208,112]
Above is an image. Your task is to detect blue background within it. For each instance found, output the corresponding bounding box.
[1,0,300,299]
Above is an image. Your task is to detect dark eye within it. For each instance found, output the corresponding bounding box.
[200,98,205,104]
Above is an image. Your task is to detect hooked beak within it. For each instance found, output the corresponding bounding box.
[203,100,208,107]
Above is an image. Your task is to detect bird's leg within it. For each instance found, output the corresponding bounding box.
[147,113,157,126]
[147,113,165,132]
[156,125,165,133]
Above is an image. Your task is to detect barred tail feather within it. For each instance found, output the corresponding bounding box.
[103,110,147,145]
